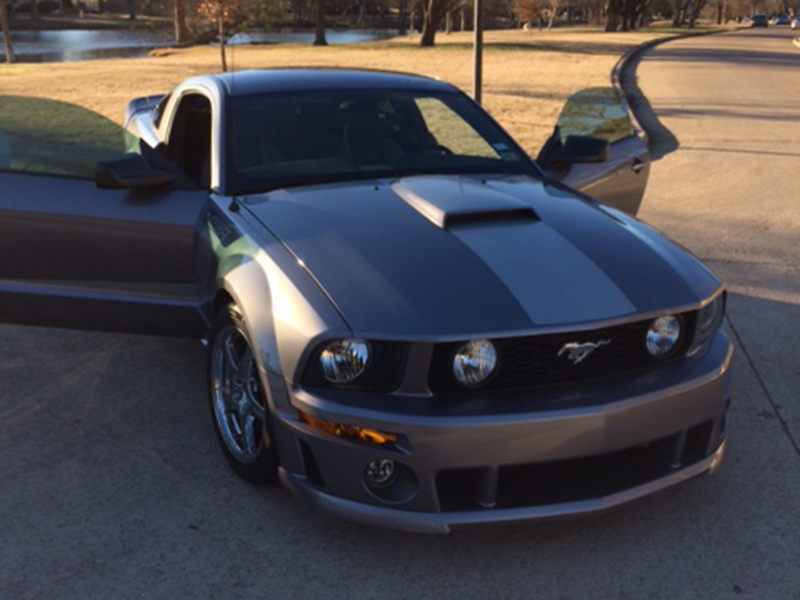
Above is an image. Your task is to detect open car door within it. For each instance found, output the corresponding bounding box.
[536,87,650,216]
[0,97,209,337]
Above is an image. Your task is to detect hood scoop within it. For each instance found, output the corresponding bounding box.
[391,176,537,229]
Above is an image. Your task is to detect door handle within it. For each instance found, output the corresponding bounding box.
[631,159,647,174]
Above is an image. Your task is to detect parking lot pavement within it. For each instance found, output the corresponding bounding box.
[2,28,799,600]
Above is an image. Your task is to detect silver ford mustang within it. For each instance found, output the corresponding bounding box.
[0,69,732,533]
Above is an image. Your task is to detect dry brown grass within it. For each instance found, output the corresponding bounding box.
[0,27,728,153]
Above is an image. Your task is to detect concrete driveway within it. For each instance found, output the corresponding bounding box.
[2,28,799,600]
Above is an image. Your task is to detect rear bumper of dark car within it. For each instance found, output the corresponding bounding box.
[274,330,734,533]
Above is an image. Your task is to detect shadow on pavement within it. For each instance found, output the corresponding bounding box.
[645,47,800,69]
[676,145,800,158]
[620,29,799,162]
[651,106,800,123]
[619,48,680,161]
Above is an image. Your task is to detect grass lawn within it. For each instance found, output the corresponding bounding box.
[0,25,738,156]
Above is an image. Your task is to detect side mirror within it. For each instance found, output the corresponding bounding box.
[95,155,175,189]
[553,135,610,164]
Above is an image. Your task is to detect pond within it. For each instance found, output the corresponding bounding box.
[0,28,401,63]
[229,29,399,46]
[0,29,172,62]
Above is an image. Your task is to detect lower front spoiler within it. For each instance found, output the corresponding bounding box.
[281,439,726,534]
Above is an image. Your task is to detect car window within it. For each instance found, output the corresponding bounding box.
[556,87,636,144]
[166,93,212,188]
[0,96,134,179]
[228,89,531,195]
[415,98,501,159]
[153,93,171,128]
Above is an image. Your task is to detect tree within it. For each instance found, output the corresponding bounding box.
[174,0,189,45]
[686,0,707,26]
[314,0,327,45]
[419,0,460,46]
[1,0,13,64]
[545,0,561,27]
[713,0,724,23]
[605,0,650,30]
[605,0,621,29]
[198,0,241,71]
[516,0,544,25]
[670,0,706,26]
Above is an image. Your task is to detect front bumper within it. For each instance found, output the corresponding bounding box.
[280,440,726,533]
[274,331,734,533]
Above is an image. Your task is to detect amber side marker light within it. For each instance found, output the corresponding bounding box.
[298,411,397,446]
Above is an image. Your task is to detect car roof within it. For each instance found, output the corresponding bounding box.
[209,68,455,96]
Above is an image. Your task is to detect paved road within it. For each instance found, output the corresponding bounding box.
[637,28,800,451]
[2,28,799,600]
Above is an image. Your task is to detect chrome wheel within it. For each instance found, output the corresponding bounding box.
[211,324,266,464]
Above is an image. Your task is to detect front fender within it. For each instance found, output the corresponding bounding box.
[208,204,350,413]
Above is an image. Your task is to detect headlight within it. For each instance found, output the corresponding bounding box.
[453,339,498,387]
[692,291,726,351]
[646,316,682,358]
[320,339,370,383]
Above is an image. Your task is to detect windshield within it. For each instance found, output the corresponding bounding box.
[227,89,537,195]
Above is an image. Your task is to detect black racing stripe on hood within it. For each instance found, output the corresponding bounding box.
[530,193,699,312]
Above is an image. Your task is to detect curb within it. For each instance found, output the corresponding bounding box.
[610,36,676,143]
[611,29,731,147]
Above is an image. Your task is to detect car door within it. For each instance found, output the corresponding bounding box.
[0,96,209,337]
[537,87,650,216]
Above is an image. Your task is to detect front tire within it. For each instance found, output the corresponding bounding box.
[208,304,279,484]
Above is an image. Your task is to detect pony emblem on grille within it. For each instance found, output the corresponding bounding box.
[558,340,612,364]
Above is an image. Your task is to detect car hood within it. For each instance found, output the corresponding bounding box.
[242,175,720,339]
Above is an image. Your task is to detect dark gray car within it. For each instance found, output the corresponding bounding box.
[0,70,731,533]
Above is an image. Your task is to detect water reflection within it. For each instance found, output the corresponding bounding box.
[0,28,400,63]
[229,29,399,46]
[0,29,172,62]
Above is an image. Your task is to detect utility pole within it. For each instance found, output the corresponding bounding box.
[218,6,227,72]
[473,0,483,104]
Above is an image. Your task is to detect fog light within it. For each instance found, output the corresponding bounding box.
[364,459,397,488]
